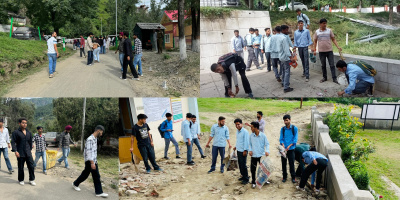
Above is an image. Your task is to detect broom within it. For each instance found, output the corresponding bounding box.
[131,152,139,173]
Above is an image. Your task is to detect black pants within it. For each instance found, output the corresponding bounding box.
[17,156,35,182]
[80,48,86,57]
[237,151,249,182]
[122,55,139,79]
[250,157,261,184]
[74,161,103,194]
[87,51,93,65]
[138,144,160,171]
[299,158,328,189]
[272,58,282,79]
[264,52,272,71]
[319,51,336,80]
[295,151,305,177]
[281,149,295,180]
[224,68,252,96]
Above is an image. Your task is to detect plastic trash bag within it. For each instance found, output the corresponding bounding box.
[277,145,287,159]
[226,150,238,171]
[256,156,274,189]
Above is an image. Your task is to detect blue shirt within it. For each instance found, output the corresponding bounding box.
[231,35,245,52]
[210,124,230,147]
[284,34,293,48]
[244,34,254,46]
[252,34,262,45]
[235,128,249,152]
[249,132,270,158]
[190,121,199,139]
[260,34,272,52]
[279,125,298,150]
[160,120,173,139]
[277,34,292,62]
[294,29,313,48]
[269,34,281,58]
[297,13,310,27]
[345,63,375,94]
[181,120,192,142]
[302,151,328,164]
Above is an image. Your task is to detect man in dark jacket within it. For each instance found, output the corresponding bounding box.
[120,31,139,80]
[99,36,104,54]
[210,53,253,98]
[11,118,36,186]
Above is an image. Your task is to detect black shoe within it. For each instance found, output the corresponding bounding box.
[246,69,251,71]
[248,93,254,98]
[241,180,249,185]
[187,161,195,165]
[282,178,287,183]
[292,178,297,183]
[176,156,181,159]
[201,155,206,159]
[277,78,282,82]
[220,169,224,173]
[284,88,294,93]
[267,70,271,72]
[164,157,170,160]
[238,177,244,181]
[333,79,339,84]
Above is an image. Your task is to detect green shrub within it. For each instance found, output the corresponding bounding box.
[163,54,171,60]
[345,160,370,190]
[200,7,232,19]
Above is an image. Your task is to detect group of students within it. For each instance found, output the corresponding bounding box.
[211,9,375,97]
[128,111,329,194]
[114,32,143,80]
[0,118,109,197]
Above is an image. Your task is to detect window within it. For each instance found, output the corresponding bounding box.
[165,34,170,43]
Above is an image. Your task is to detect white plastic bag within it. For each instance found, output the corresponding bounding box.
[226,150,238,171]
[256,156,274,189]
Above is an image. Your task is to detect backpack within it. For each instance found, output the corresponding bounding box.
[217,52,238,64]
[281,125,296,138]
[350,60,377,77]
[301,13,308,25]
[158,120,167,138]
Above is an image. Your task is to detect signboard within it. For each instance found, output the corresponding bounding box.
[143,98,171,123]
[360,104,400,130]
[171,98,183,122]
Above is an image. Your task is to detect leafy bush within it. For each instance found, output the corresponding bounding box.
[200,7,232,19]
[163,54,171,60]
[345,160,370,190]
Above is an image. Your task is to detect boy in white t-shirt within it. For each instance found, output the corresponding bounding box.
[47,31,59,78]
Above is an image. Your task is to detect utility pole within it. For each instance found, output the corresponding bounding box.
[80,98,86,152]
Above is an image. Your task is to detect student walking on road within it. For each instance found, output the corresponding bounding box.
[11,118,36,186]
[80,35,86,58]
[57,125,76,169]
[86,33,94,66]
[130,114,162,174]
[93,37,101,63]
[279,25,295,93]
[0,118,14,174]
[261,28,272,72]
[296,9,310,29]
[72,125,109,198]
[206,116,232,174]
[312,18,342,84]
[190,115,206,159]
[115,33,125,71]
[120,31,139,80]
[244,28,260,71]
[182,113,194,165]
[33,126,47,175]
[294,20,313,82]
[47,31,59,78]
[231,30,246,59]
[161,113,181,159]
[133,34,144,76]
[279,114,298,183]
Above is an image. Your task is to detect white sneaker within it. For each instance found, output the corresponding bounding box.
[119,77,127,80]
[96,193,109,198]
[132,78,139,81]
[140,74,143,76]
[19,181,24,185]
[72,183,81,191]
[252,184,256,189]
[29,181,36,186]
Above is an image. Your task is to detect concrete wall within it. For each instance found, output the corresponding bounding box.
[200,10,272,73]
[310,106,374,200]
[309,52,400,96]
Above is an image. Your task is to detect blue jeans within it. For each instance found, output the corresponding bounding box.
[102,46,106,54]
[254,47,263,64]
[186,141,193,163]
[57,147,70,168]
[93,48,100,62]
[0,147,13,171]
[87,50,93,65]
[264,52,272,71]
[119,53,125,71]
[99,46,103,54]
[210,146,225,171]
[281,60,291,90]
[34,151,47,172]
[47,53,57,75]
[353,80,373,94]
[192,138,204,156]
[164,137,180,157]
[134,53,143,75]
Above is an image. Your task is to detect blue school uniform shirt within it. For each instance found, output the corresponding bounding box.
[235,128,249,152]
[279,125,298,150]
[249,132,270,158]
[210,124,229,147]
[302,151,328,165]
[160,119,173,139]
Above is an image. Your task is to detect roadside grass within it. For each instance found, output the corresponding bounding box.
[200,123,212,132]
[198,98,321,114]
[269,11,400,60]
[68,147,119,179]
[358,129,400,199]
[305,123,312,141]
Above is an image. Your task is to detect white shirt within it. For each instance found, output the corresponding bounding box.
[47,37,57,54]
[0,127,10,148]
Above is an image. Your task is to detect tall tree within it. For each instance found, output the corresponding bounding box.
[190,0,200,52]
[0,98,35,132]
[178,0,187,60]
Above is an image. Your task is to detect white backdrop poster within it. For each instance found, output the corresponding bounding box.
[171,98,183,122]
[143,98,171,123]
[361,104,400,120]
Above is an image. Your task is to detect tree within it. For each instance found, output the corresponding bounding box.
[178,0,187,60]
[0,98,35,133]
[190,0,200,52]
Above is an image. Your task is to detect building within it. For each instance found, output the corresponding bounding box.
[133,23,166,51]
[118,97,199,163]
[160,10,192,50]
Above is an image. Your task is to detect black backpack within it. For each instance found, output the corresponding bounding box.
[158,120,167,138]
[281,125,296,138]
[217,52,238,64]
[301,13,308,25]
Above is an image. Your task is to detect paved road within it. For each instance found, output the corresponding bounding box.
[4,46,164,97]
[0,148,118,200]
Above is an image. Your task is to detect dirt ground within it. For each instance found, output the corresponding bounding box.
[118,103,353,200]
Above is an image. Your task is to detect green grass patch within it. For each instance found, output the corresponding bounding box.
[109,46,118,51]
[269,11,400,60]
[200,123,212,132]
[359,129,400,199]
[200,7,233,19]
[198,98,320,114]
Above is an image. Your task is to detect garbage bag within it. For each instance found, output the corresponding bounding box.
[226,150,238,171]
[256,156,274,189]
